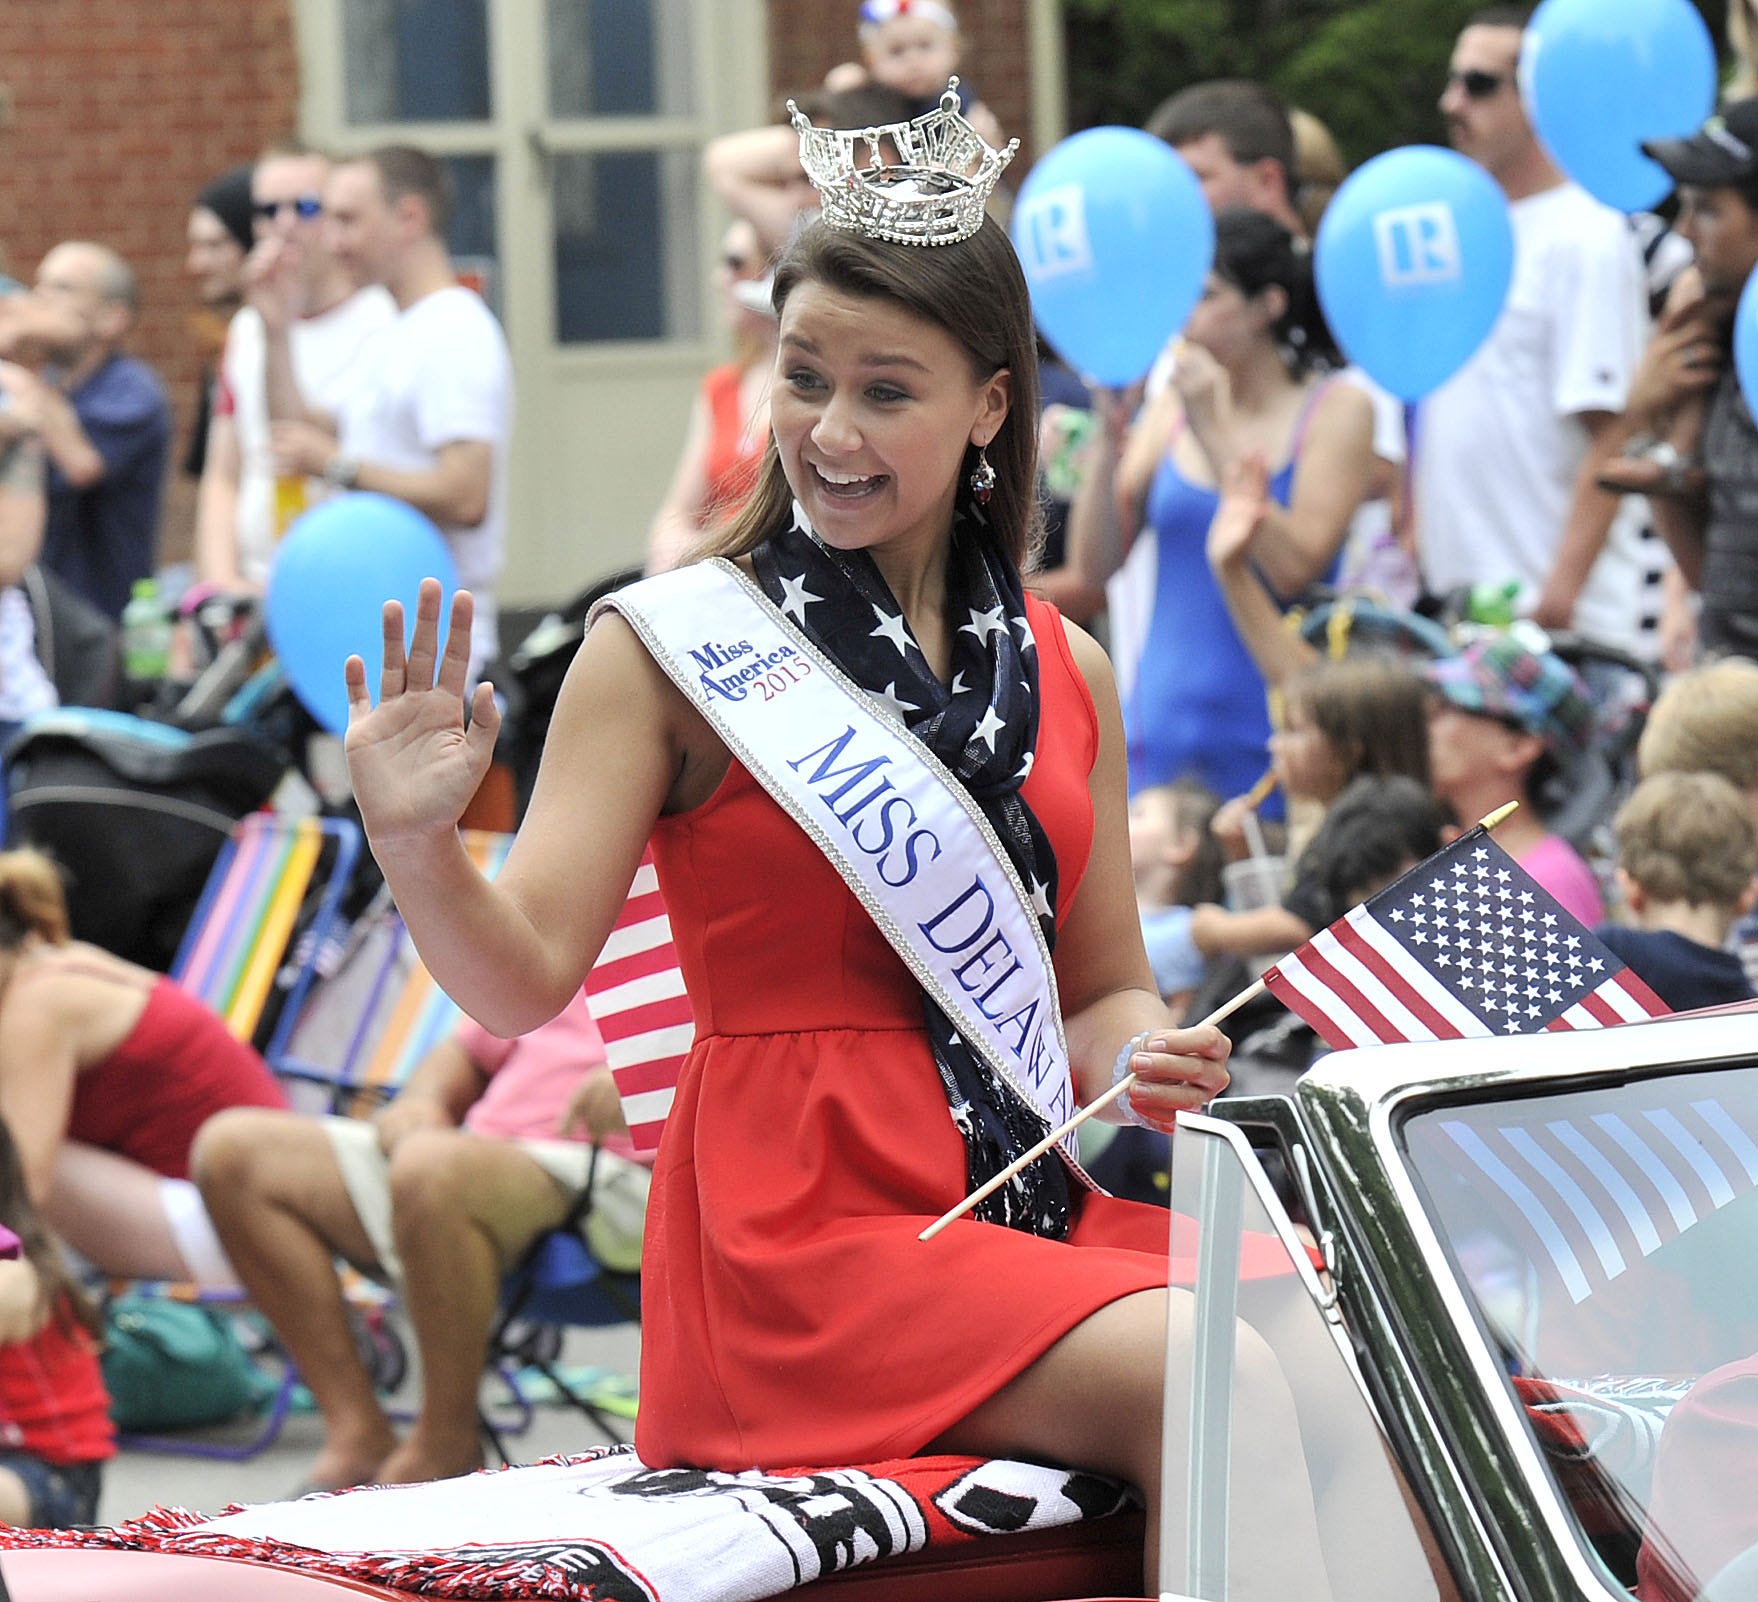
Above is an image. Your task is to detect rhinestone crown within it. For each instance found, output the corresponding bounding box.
[788,79,1019,248]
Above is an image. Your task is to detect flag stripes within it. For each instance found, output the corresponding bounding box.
[1436,1096,1758,1303]
[585,851,692,1150]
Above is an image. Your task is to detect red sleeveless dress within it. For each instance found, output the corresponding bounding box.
[638,593,1182,1471]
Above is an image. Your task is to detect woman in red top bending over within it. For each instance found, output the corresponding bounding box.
[0,850,285,1288]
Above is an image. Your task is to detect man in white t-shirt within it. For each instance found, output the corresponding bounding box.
[1414,6,1651,655]
[194,143,395,592]
[268,145,512,675]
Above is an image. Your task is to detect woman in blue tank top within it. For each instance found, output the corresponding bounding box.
[1068,210,1379,804]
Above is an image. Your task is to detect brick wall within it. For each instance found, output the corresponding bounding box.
[0,1,299,560]
[767,0,1037,165]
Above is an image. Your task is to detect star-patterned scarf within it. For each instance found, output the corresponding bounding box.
[752,500,1072,1239]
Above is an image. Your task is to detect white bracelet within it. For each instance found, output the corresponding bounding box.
[1110,1030,1155,1128]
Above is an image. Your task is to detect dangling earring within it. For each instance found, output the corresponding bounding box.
[969,445,996,505]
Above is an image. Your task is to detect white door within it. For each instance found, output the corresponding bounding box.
[293,0,770,605]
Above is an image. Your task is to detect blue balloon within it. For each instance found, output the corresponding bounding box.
[1522,0,1717,213]
[1314,146,1515,402]
[265,492,458,736]
[1011,127,1213,387]
[1736,272,1758,429]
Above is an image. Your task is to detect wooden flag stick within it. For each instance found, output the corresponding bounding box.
[918,977,1268,1241]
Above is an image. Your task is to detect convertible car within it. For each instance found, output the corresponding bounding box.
[7,1005,1757,1602]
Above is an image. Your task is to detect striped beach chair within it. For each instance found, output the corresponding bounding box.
[274,831,516,1114]
[170,811,362,1054]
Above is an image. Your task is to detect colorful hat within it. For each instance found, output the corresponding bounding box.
[1423,633,1593,753]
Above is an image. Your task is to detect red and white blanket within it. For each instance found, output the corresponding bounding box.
[0,1446,1135,1601]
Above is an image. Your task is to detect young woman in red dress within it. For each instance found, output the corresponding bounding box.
[341,113,1336,1594]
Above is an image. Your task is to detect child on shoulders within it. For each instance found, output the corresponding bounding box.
[823,1,1004,146]
[1597,771,1758,1013]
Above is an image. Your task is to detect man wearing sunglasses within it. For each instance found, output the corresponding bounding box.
[267,144,511,683]
[194,140,394,594]
[1414,4,1652,663]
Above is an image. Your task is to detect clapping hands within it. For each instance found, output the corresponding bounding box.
[1206,451,1272,573]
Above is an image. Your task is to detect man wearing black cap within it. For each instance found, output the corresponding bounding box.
[1633,97,1758,661]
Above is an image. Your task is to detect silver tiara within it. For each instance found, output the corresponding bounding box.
[788,79,1019,248]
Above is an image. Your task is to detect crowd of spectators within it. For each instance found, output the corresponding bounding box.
[5,0,1758,1555]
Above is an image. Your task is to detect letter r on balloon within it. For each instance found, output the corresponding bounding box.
[1013,185,1093,281]
[1372,202,1462,289]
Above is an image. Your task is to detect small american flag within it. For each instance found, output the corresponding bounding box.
[1264,826,1668,1050]
[585,849,692,1151]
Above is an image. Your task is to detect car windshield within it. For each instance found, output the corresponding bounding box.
[1401,1063,1758,1601]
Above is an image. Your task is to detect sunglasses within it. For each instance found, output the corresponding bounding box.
[252,195,324,221]
[1446,68,1509,99]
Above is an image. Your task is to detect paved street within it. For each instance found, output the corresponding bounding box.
[96,1320,641,1526]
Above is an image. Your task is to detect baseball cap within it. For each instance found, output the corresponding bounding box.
[1422,634,1593,754]
[1641,98,1758,189]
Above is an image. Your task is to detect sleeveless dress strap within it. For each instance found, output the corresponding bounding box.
[1286,373,1341,458]
[1163,372,1340,485]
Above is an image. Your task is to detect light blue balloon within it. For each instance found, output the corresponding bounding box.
[1522,0,1717,213]
[1735,272,1758,429]
[1314,146,1514,402]
[265,492,458,736]
[1011,127,1213,387]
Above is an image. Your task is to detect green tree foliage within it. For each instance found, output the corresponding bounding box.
[1064,0,1727,168]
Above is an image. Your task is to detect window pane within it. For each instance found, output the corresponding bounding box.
[344,0,491,124]
[546,0,695,118]
[551,150,701,343]
[445,155,500,319]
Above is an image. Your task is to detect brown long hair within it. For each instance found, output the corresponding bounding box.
[1285,658,1432,789]
[0,850,70,949]
[699,215,1044,573]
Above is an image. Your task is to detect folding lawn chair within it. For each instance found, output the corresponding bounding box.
[480,1148,644,1458]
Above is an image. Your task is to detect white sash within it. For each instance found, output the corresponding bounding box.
[598,559,1092,1182]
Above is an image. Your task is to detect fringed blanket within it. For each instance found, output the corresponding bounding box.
[0,1446,1136,1601]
